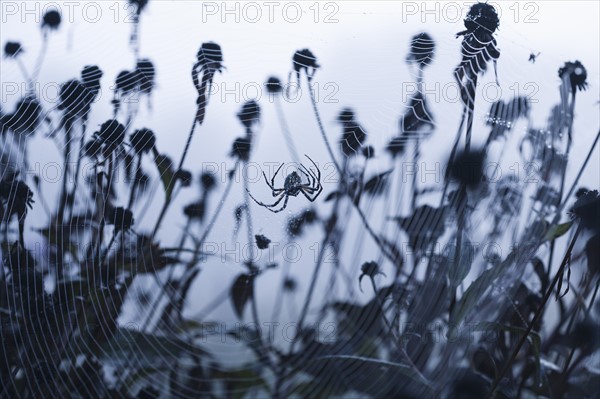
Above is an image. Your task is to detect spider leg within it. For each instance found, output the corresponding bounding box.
[268,195,290,213]
[272,163,284,187]
[247,190,285,209]
[297,165,314,187]
[263,171,276,191]
[301,184,322,202]
[304,154,321,183]
[299,185,317,194]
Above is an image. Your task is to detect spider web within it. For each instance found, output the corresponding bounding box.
[1,2,599,398]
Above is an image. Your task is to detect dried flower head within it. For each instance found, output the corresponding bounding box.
[175,169,193,187]
[230,137,252,161]
[183,200,205,221]
[362,145,375,159]
[97,119,126,151]
[129,0,149,14]
[237,100,261,129]
[255,234,271,250]
[83,139,102,159]
[406,32,435,67]
[196,42,224,74]
[463,2,499,36]
[265,76,283,94]
[337,108,366,157]
[293,49,319,75]
[42,9,61,30]
[115,70,139,93]
[287,208,317,237]
[358,261,386,292]
[4,97,43,136]
[4,41,23,58]
[283,277,297,292]
[448,149,486,188]
[136,59,155,94]
[130,128,156,154]
[81,65,103,93]
[569,189,600,232]
[559,61,588,93]
[200,171,217,191]
[107,207,134,233]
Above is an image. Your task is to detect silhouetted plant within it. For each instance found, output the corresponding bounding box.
[2,5,600,399]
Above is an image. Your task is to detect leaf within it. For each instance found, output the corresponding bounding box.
[324,190,344,202]
[363,170,392,196]
[153,153,176,202]
[230,274,254,319]
[473,322,542,379]
[447,232,476,289]
[450,236,543,326]
[544,221,573,241]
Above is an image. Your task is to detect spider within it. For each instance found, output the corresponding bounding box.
[247,155,322,213]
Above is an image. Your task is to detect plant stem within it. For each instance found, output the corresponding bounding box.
[275,96,301,164]
[307,77,343,177]
[151,118,197,238]
[127,153,143,209]
[488,223,583,398]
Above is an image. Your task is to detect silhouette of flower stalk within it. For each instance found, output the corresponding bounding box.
[151,43,223,238]
[266,76,301,164]
[547,61,589,274]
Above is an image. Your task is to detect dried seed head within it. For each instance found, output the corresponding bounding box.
[448,149,486,188]
[175,169,193,187]
[255,234,271,250]
[196,42,224,74]
[115,70,138,93]
[293,48,319,74]
[200,171,217,191]
[183,200,205,221]
[130,128,156,154]
[83,139,102,158]
[136,59,155,94]
[237,100,261,128]
[464,2,499,36]
[97,119,126,151]
[5,97,42,136]
[569,189,600,232]
[265,76,283,94]
[406,32,435,67]
[108,207,134,233]
[42,9,61,30]
[4,42,23,58]
[230,137,252,161]
[559,60,588,93]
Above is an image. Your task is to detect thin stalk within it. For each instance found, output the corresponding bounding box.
[547,92,576,279]
[56,120,73,223]
[142,163,238,332]
[151,118,197,237]
[127,153,142,209]
[307,77,343,177]
[274,96,301,164]
[95,153,114,267]
[66,121,88,221]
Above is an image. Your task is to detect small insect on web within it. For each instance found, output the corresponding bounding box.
[247,155,323,213]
